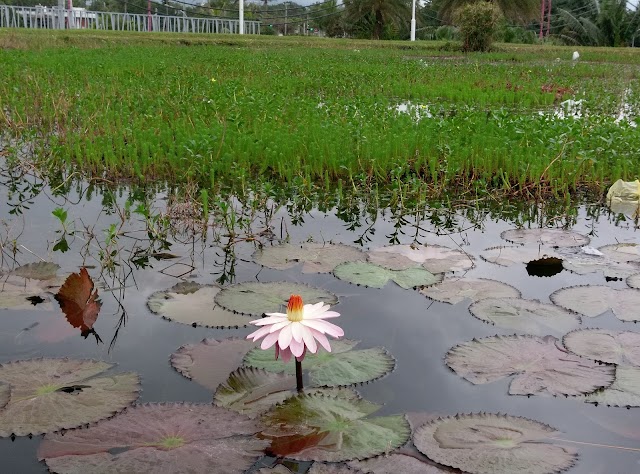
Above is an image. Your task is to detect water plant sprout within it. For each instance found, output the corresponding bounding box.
[246,294,343,391]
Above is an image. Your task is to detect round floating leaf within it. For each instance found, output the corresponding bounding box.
[215,282,338,317]
[38,403,268,474]
[468,297,580,335]
[413,413,577,474]
[148,282,252,328]
[257,466,295,474]
[253,243,365,273]
[170,338,256,391]
[0,274,64,310]
[501,228,589,248]
[55,268,102,340]
[550,285,640,322]
[445,335,615,396]
[561,255,640,279]
[215,367,295,418]
[585,366,640,407]
[334,262,442,289]
[0,358,140,437]
[598,243,640,263]
[420,278,520,305]
[350,453,450,473]
[0,384,9,410]
[563,329,640,366]
[11,262,61,280]
[309,463,363,473]
[244,339,395,387]
[628,273,640,289]
[367,244,474,273]
[261,393,410,462]
[480,246,561,267]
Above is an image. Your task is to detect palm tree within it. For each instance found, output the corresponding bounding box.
[438,0,540,23]
[344,0,410,40]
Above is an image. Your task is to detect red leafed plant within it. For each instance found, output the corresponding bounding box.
[55,268,102,343]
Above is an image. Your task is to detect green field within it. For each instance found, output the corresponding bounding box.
[1,29,639,203]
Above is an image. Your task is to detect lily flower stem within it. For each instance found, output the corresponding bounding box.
[295,360,303,392]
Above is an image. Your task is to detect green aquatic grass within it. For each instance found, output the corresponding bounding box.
[1,30,639,200]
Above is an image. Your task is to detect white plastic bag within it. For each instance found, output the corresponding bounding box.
[606,179,640,218]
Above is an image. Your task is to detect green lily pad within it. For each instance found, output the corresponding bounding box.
[349,453,449,473]
[599,243,640,262]
[11,262,61,280]
[367,244,474,273]
[261,392,410,462]
[550,285,640,322]
[214,367,295,418]
[253,243,365,273]
[585,366,640,408]
[413,413,577,474]
[0,274,64,310]
[170,338,256,392]
[420,278,520,305]
[333,261,442,289]
[445,335,615,396]
[561,256,640,279]
[0,358,140,437]
[563,329,640,366]
[38,403,268,474]
[468,297,580,335]
[214,281,338,317]
[147,282,252,328]
[244,339,395,387]
[501,228,589,248]
[480,246,561,267]
[628,273,640,289]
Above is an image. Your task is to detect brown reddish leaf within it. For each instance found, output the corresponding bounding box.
[55,268,102,342]
[268,430,332,458]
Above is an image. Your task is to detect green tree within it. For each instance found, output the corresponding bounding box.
[343,0,411,40]
[454,1,500,51]
[438,0,539,23]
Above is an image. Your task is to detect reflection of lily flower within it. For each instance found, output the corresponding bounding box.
[246,295,343,363]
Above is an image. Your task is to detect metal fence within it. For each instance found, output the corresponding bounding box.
[0,5,260,34]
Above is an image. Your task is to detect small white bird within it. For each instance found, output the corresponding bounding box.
[572,51,580,61]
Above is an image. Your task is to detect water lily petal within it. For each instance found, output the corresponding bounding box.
[301,325,318,353]
[264,312,287,318]
[252,316,288,326]
[290,337,305,357]
[268,320,291,333]
[279,345,293,363]
[278,324,293,350]
[309,328,332,352]
[246,325,271,341]
[304,309,340,320]
[291,322,304,342]
[261,330,280,350]
[301,319,344,337]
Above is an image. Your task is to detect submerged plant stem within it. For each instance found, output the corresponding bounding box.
[550,437,640,453]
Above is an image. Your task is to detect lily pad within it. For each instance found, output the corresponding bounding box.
[244,339,395,387]
[445,335,615,396]
[598,243,640,263]
[468,297,580,335]
[38,403,268,474]
[0,358,140,437]
[413,413,577,474]
[367,244,474,273]
[11,262,61,280]
[349,453,449,473]
[215,282,338,317]
[585,366,640,407]
[480,246,561,267]
[261,392,410,462]
[148,282,252,328]
[170,338,256,391]
[501,228,589,248]
[55,268,102,341]
[214,367,295,418]
[253,243,365,273]
[333,261,442,289]
[561,255,640,279]
[309,463,363,473]
[0,384,9,410]
[563,329,640,366]
[420,278,520,305]
[0,274,64,310]
[550,285,640,321]
[627,273,640,289]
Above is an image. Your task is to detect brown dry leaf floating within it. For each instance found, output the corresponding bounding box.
[55,268,102,343]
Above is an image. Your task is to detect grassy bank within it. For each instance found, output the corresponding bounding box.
[1,29,639,201]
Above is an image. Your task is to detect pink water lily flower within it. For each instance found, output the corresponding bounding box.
[246,294,343,363]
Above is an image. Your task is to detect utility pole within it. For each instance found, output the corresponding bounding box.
[410,0,416,41]
[147,0,151,31]
[284,2,287,36]
[240,0,244,34]
[539,0,551,39]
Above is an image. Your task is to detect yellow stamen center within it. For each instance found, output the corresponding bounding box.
[287,294,304,322]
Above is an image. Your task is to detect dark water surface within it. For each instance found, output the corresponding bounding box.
[1,177,639,473]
